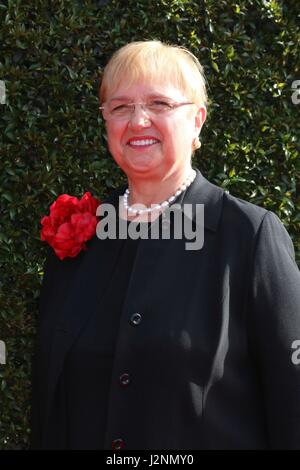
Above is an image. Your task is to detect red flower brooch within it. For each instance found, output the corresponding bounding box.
[40,192,100,260]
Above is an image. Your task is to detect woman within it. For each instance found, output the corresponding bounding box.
[32,40,300,450]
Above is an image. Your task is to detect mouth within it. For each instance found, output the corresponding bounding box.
[127,137,160,148]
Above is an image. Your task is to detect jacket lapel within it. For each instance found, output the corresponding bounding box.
[178,168,224,232]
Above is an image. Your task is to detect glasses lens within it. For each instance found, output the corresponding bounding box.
[147,100,173,112]
[102,100,192,120]
[109,104,132,118]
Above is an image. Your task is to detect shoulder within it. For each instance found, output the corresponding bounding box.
[222,190,268,231]
[192,171,269,237]
[220,190,296,265]
[223,191,295,262]
[39,183,127,288]
[223,191,291,242]
[193,172,293,254]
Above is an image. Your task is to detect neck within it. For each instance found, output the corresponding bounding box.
[126,165,193,207]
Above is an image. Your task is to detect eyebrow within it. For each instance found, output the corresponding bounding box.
[109,94,171,102]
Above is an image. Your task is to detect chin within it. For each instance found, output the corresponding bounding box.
[126,157,157,172]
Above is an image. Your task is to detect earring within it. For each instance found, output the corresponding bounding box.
[193,137,201,150]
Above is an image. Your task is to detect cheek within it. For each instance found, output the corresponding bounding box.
[171,121,194,146]
[106,123,124,149]
[159,121,179,147]
[106,122,117,140]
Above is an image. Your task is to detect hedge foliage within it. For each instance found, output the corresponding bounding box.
[0,0,299,449]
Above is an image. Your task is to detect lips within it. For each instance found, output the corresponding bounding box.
[127,136,160,147]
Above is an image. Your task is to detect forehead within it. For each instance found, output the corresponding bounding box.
[105,79,188,102]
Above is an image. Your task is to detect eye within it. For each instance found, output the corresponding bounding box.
[110,104,131,114]
[147,100,173,112]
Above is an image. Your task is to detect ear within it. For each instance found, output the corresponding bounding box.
[194,105,207,136]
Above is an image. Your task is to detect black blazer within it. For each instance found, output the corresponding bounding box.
[31,169,300,449]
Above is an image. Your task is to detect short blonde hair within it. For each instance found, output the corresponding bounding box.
[99,40,208,107]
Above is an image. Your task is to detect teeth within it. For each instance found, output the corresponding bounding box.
[129,139,158,146]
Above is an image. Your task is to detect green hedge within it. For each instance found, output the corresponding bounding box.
[0,0,299,449]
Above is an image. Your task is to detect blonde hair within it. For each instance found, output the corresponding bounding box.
[99,40,208,107]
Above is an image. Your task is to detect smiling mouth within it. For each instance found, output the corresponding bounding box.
[127,138,160,148]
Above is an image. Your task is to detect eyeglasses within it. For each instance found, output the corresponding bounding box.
[99,100,195,121]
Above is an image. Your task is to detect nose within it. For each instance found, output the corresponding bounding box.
[128,104,151,129]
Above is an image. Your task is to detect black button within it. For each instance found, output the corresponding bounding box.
[119,373,130,386]
[112,438,124,450]
[130,312,142,326]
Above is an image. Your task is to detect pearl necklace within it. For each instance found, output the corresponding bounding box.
[123,170,196,216]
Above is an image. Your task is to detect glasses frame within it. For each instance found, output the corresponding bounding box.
[99,100,195,121]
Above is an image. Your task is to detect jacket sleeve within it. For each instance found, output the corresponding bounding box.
[248,211,300,449]
[30,248,77,449]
